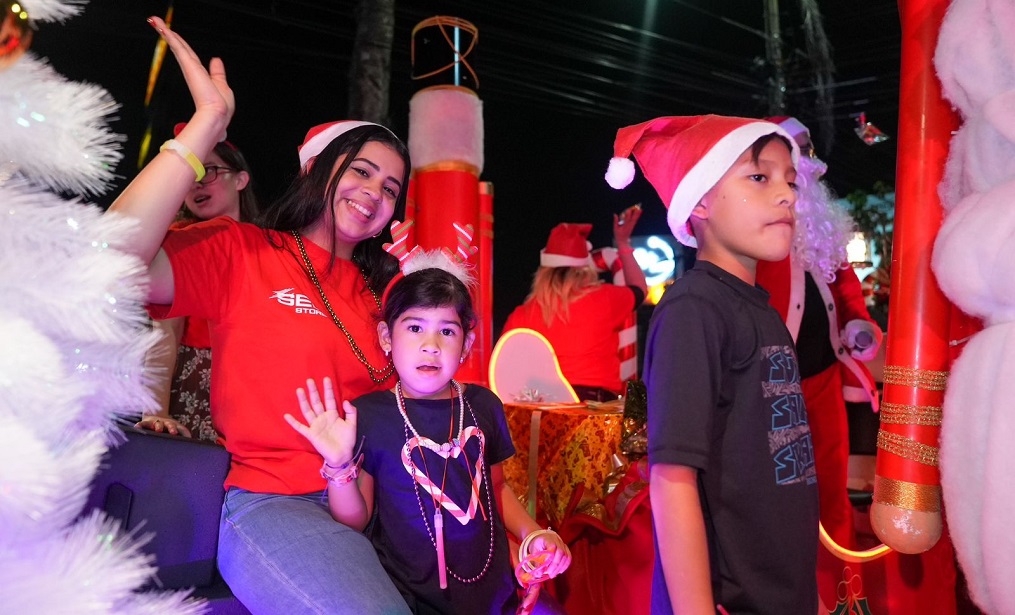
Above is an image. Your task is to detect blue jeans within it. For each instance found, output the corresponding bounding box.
[218,488,410,615]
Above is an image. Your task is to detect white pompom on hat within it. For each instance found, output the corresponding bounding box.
[605,115,800,248]
[297,120,396,170]
[540,223,594,268]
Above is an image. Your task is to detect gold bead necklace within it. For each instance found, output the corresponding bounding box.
[290,230,394,384]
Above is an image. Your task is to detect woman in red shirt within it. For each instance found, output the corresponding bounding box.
[503,206,647,401]
[109,18,411,614]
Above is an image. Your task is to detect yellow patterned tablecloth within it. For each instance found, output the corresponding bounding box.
[502,402,624,526]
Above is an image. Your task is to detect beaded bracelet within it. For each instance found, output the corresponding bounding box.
[320,454,363,485]
[160,139,206,182]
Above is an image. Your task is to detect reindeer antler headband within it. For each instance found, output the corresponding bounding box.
[380,219,479,305]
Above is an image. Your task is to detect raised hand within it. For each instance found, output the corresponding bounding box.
[614,203,643,245]
[147,16,232,141]
[284,377,358,467]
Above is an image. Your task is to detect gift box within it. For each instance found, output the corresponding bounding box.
[502,402,624,526]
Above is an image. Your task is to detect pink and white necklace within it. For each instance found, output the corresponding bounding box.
[395,380,496,588]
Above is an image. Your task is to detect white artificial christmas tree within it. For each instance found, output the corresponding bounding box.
[0,1,205,612]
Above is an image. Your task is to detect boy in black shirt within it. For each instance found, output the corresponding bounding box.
[605,115,821,614]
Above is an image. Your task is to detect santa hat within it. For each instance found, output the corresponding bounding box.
[765,116,811,147]
[540,223,593,268]
[766,115,823,173]
[604,115,799,248]
[297,120,395,169]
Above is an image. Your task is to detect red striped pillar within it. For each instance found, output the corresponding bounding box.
[591,248,638,383]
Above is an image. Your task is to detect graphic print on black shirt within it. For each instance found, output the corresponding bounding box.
[762,344,817,487]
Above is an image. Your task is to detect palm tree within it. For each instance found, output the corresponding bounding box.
[348,0,395,124]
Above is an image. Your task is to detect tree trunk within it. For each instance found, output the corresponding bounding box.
[348,0,395,124]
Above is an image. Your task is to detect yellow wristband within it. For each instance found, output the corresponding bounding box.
[160,139,206,182]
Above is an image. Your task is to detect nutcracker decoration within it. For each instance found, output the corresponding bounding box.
[407,16,491,383]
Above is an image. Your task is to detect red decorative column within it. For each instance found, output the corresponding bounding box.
[870,0,958,555]
[407,17,488,383]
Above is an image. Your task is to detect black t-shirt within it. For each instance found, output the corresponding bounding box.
[645,261,819,615]
[354,385,518,615]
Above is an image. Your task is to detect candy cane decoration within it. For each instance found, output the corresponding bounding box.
[591,247,638,383]
[384,220,477,271]
[452,221,478,263]
[382,220,478,308]
[382,218,419,263]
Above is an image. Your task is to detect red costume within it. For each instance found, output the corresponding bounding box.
[756,256,880,548]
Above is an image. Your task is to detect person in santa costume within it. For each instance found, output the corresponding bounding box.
[755,116,883,551]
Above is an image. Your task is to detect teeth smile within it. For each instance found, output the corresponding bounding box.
[346,199,373,219]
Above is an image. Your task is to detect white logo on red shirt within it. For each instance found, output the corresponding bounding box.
[270,288,326,317]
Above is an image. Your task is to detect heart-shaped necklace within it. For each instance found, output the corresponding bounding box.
[395,380,495,588]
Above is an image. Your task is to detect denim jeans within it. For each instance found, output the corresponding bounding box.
[218,488,410,615]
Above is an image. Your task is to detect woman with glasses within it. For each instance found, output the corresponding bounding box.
[138,123,261,441]
[176,123,260,225]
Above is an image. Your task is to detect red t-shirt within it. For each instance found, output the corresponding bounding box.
[167,219,211,348]
[502,284,635,393]
[153,218,394,494]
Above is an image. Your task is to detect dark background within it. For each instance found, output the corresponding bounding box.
[32,0,901,331]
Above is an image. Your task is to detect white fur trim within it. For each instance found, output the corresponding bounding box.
[776,117,810,141]
[402,248,476,287]
[540,250,592,268]
[408,88,484,170]
[299,121,392,168]
[605,157,636,189]
[668,122,800,247]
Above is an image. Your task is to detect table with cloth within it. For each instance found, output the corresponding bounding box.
[502,401,625,527]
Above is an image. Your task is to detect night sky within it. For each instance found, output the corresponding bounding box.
[31,0,902,331]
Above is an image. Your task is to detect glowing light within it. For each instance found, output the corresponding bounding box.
[646,283,668,305]
[847,232,872,267]
[819,522,891,563]
[634,235,676,286]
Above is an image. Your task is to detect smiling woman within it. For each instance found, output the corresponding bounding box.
[105,18,415,614]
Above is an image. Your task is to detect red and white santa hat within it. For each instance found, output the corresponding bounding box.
[765,116,811,147]
[297,120,395,169]
[604,115,799,248]
[540,223,594,268]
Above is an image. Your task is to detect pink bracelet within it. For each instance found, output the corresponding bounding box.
[320,455,362,485]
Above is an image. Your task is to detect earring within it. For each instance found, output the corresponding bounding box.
[384,349,390,357]
[459,355,465,364]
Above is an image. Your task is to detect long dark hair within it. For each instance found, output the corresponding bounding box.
[382,268,477,334]
[259,125,411,294]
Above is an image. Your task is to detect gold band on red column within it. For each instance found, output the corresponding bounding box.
[873,475,942,512]
[877,430,939,466]
[414,161,480,176]
[882,365,949,391]
[879,402,943,426]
